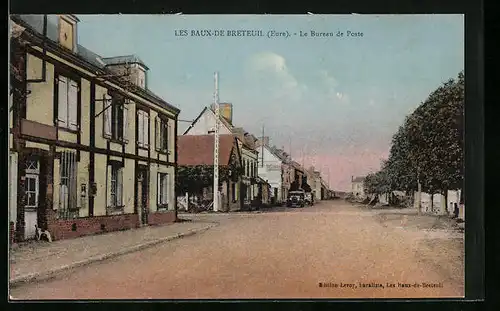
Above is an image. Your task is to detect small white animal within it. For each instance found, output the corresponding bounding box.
[35,225,52,242]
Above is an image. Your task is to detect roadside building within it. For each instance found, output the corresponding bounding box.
[9,15,180,242]
[351,176,366,199]
[177,134,243,212]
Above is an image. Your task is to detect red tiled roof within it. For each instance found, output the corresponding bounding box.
[178,134,236,166]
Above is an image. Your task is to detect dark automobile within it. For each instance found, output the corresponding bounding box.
[287,190,305,208]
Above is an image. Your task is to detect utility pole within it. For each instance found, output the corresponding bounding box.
[261,124,264,167]
[213,72,220,212]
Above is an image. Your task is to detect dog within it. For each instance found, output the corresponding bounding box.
[35,225,52,242]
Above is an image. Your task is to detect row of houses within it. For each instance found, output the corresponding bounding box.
[350,176,464,218]
[8,14,333,243]
[176,103,333,211]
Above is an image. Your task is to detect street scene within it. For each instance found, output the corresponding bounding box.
[9,14,464,300]
[10,201,464,299]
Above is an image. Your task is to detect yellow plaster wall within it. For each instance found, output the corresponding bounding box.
[123,158,135,214]
[58,131,77,143]
[25,141,50,151]
[26,53,54,126]
[94,84,108,149]
[80,79,91,146]
[93,154,108,216]
[77,151,90,217]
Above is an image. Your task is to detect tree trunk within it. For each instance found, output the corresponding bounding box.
[443,190,449,215]
[430,193,434,213]
[416,182,422,215]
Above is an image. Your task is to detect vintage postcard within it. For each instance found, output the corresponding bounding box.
[9,14,466,300]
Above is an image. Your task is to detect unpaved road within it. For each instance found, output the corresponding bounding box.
[10,200,464,299]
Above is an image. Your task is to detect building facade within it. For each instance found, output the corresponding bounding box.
[256,140,285,204]
[177,134,242,211]
[183,104,263,208]
[351,176,366,198]
[9,15,179,242]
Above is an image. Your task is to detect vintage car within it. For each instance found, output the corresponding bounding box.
[287,190,306,208]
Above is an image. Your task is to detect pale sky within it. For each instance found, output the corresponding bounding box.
[77,14,464,191]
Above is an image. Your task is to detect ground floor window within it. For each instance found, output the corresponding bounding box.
[59,151,78,219]
[110,164,124,207]
[157,173,169,210]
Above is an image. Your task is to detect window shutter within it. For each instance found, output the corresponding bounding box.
[103,94,112,138]
[157,173,161,206]
[137,111,144,147]
[106,165,112,207]
[68,79,78,130]
[144,113,149,148]
[117,167,123,206]
[57,76,68,127]
[122,103,129,143]
[165,120,170,153]
[155,117,161,151]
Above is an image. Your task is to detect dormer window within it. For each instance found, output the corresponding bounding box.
[58,15,78,52]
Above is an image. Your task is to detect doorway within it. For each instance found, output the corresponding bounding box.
[137,166,149,225]
[24,158,40,239]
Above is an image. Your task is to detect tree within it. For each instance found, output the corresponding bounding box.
[379,70,464,212]
[366,70,464,213]
[406,72,464,200]
[176,162,243,198]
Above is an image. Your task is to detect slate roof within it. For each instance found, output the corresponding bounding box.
[178,134,237,166]
[11,14,177,112]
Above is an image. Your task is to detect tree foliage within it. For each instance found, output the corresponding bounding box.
[367,70,464,197]
[176,164,243,196]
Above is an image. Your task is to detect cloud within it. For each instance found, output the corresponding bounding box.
[317,69,350,105]
[319,69,338,89]
[246,51,305,101]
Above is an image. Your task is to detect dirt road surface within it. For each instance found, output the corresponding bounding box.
[10,200,464,300]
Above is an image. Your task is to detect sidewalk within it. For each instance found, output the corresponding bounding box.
[9,220,218,287]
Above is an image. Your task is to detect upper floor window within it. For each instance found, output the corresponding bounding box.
[58,16,76,52]
[155,117,169,153]
[137,110,149,148]
[56,75,79,131]
[103,93,129,143]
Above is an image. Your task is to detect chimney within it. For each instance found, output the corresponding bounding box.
[219,103,233,124]
[351,176,354,182]
[102,55,149,89]
[210,103,233,124]
[262,136,269,146]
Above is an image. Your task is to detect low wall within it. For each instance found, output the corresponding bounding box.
[47,213,140,241]
[147,210,176,226]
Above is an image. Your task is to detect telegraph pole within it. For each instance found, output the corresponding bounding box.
[213,72,220,212]
[261,124,264,167]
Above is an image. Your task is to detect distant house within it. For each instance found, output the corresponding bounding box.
[255,138,290,204]
[183,104,260,208]
[351,176,366,198]
[177,134,242,212]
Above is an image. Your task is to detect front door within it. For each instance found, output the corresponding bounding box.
[137,168,149,225]
[24,159,40,239]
